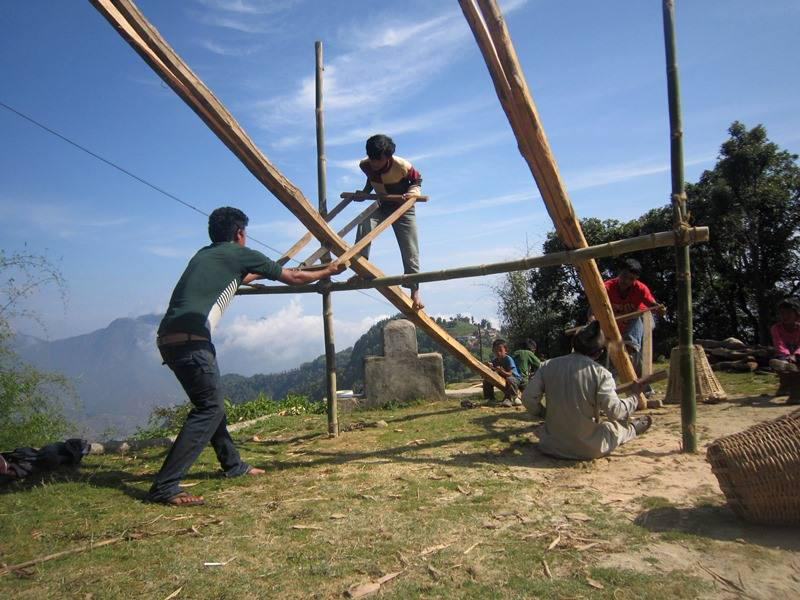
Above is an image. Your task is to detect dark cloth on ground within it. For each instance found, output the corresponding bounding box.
[0,438,90,484]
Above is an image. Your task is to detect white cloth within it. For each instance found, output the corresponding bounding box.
[522,352,638,460]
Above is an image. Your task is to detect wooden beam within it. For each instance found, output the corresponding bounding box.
[277,197,352,266]
[240,228,709,295]
[642,310,654,379]
[341,192,428,203]
[461,0,640,399]
[301,202,379,267]
[92,0,505,389]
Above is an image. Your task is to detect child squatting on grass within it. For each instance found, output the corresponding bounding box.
[483,338,522,407]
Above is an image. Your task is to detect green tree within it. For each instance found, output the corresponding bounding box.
[687,122,800,343]
[0,249,73,449]
[495,122,800,353]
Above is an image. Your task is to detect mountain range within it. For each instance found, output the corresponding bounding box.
[10,314,497,437]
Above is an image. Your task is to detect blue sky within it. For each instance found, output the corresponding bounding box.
[2,0,798,375]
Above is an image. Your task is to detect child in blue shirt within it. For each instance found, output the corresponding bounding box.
[483,338,522,407]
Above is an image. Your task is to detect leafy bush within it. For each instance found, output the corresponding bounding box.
[0,355,73,450]
[132,393,324,440]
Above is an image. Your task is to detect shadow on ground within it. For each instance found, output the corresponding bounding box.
[635,503,800,551]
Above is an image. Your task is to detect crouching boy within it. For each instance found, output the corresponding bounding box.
[483,338,522,407]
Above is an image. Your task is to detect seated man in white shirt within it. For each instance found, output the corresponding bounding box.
[522,321,652,460]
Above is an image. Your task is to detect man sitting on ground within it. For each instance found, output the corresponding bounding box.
[522,321,651,460]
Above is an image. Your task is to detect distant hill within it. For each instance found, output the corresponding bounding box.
[221,315,500,404]
[11,314,183,438]
[10,314,498,436]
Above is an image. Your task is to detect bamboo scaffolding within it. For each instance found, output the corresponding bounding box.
[460,0,642,404]
[330,197,418,267]
[277,196,352,266]
[301,202,379,267]
[239,228,709,295]
[663,0,697,452]
[341,192,428,203]
[91,0,505,389]
[315,41,338,436]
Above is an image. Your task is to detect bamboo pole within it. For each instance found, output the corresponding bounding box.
[341,192,428,203]
[663,0,697,452]
[239,228,709,295]
[315,41,338,437]
[460,0,641,404]
[564,304,666,336]
[642,310,654,378]
[277,196,353,266]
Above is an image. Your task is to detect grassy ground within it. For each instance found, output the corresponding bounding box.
[0,369,795,599]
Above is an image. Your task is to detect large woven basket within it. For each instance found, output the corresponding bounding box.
[707,408,800,524]
[664,344,727,404]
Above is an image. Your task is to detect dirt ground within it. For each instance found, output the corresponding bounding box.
[513,393,800,599]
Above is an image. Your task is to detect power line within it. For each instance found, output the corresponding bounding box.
[0,100,391,308]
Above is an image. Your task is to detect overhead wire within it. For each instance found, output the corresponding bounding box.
[0,100,391,308]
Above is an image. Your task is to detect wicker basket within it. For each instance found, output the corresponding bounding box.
[707,408,800,524]
[664,344,727,404]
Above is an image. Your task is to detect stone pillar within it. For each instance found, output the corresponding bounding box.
[363,319,445,408]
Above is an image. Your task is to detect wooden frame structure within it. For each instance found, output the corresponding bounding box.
[90,0,702,445]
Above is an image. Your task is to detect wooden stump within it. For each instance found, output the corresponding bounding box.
[776,370,800,404]
[664,345,727,404]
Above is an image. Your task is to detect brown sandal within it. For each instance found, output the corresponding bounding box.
[165,491,205,506]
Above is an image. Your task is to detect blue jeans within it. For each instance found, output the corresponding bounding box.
[148,341,250,502]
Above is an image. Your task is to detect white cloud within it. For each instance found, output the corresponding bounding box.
[143,245,190,259]
[214,298,387,374]
[0,200,131,239]
[425,190,537,217]
[567,154,714,192]
[250,1,528,134]
[194,0,301,15]
[197,39,260,57]
[188,11,268,33]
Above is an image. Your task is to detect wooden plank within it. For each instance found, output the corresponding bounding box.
[564,304,666,336]
[341,192,428,203]
[642,310,654,378]
[461,0,640,399]
[92,0,505,389]
[301,202,379,267]
[334,197,417,267]
[277,197,352,266]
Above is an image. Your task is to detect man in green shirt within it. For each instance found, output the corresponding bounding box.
[513,339,542,389]
[148,207,343,506]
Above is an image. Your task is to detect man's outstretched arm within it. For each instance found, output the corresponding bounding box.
[243,261,344,286]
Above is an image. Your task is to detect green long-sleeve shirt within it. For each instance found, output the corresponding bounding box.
[158,242,281,339]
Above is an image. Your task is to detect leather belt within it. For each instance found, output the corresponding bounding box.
[157,333,209,347]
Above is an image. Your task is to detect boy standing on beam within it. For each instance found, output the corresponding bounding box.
[149,207,343,506]
[352,134,424,310]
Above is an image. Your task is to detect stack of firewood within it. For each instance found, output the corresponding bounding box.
[696,338,774,372]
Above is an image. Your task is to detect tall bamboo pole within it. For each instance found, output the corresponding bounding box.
[663,1,696,452]
[460,0,642,406]
[315,41,338,437]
